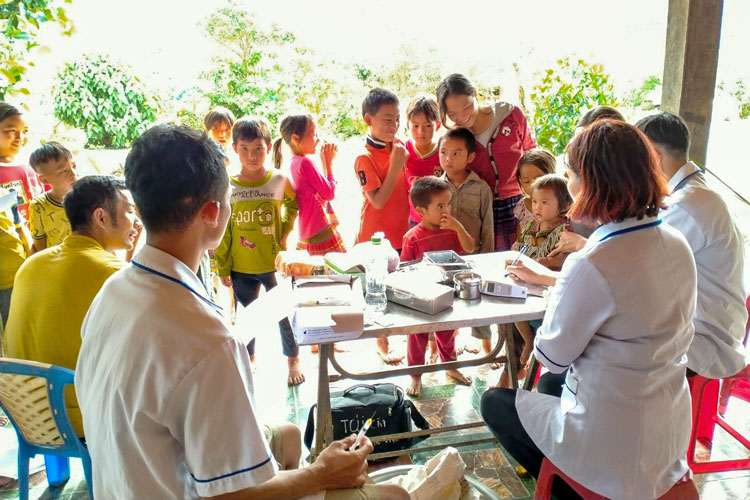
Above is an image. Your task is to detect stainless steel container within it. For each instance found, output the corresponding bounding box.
[454,272,482,300]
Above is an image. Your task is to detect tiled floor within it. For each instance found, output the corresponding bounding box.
[1,330,749,499]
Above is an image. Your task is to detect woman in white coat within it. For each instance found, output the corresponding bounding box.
[481,120,698,500]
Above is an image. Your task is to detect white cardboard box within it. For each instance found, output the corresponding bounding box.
[290,275,365,345]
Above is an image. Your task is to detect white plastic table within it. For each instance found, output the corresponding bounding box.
[311,251,548,460]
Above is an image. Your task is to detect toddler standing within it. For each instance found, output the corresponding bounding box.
[401,176,474,396]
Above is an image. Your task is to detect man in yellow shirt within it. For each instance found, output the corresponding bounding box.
[3,175,141,436]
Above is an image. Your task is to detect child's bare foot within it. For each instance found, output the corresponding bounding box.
[311,343,344,354]
[376,337,404,365]
[520,346,533,367]
[494,370,511,388]
[446,369,472,386]
[428,340,439,364]
[287,357,305,386]
[407,378,422,397]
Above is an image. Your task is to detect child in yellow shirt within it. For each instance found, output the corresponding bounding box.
[28,142,77,252]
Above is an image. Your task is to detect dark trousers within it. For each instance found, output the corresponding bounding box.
[231,271,299,358]
[480,387,581,500]
[537,370,567,397]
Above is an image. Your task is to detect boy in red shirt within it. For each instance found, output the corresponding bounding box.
[355,88,410,247]
[401,177,474,396]
[355,88,410,364]
[404,96,442,226]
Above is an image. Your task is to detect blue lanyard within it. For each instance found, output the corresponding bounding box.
[674,169,701,192]
[599,220,662,242]
[131,260,223,314]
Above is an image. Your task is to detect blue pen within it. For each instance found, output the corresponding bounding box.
[504,245,527,277]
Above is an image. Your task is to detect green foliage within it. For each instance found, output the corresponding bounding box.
[529,58,618,155]
[366,45,444,104]
[53,54,159,148]
[200,4,297,132]
[729,80,750,120]
[198,3,368,140]
[625,75,661,109]
[1,0,74,99]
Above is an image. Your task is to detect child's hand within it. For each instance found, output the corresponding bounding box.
[220,276,233,287]
[390,143,408,169]
[535,256,554,269]
[547,231,586,257]
[320,143,338,172]
[439,213,461,232]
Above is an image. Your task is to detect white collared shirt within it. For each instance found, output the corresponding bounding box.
[517,216,696,499]
[76,245,277,499]
[662,161,747,378]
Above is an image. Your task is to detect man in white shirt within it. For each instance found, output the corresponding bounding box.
[75,124,408,500]
[636,112,747,379]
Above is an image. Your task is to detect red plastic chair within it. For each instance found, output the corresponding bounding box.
[534,458,699,500]
[717,296,750,416]
[686,296,750,474]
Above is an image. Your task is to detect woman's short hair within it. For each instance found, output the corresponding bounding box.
[566,120,666,224]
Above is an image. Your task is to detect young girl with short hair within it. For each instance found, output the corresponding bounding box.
[498,174,573,388]
[514,149,557,235]
[272,114,344,255]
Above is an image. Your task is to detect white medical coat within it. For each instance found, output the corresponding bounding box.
[516,216,697,500]
[662,162,747,378]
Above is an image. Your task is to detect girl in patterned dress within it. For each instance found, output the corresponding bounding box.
[498,174,573,388]
[513,149,557,239]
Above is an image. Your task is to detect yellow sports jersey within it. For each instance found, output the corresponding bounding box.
[3,234,123,436]
[0,187,26,290]
[29,192,71,247]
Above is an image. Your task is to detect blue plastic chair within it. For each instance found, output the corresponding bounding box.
[0,358,93,499]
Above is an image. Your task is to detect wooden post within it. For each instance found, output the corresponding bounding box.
[662,0,724,165]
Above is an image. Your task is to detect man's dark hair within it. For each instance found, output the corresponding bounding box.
[124,124,228,233]
[63,175,126,232]
[634,112,690,159]
[576,106,625,128]
[362,88,399,118]
[29,142,72,172]
[232,116,272,145]
[410,176,450,209]
[439,127,476,154]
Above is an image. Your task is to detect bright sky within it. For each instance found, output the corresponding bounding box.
[26,0,749,98]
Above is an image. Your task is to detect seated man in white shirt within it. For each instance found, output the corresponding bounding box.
[75,124,409,500]
[636,112,747,379]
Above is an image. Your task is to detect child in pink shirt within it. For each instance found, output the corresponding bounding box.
[404,96,443,226]
[273,114,344,255]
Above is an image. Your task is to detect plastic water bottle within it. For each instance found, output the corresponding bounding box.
[365,232,388,314]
